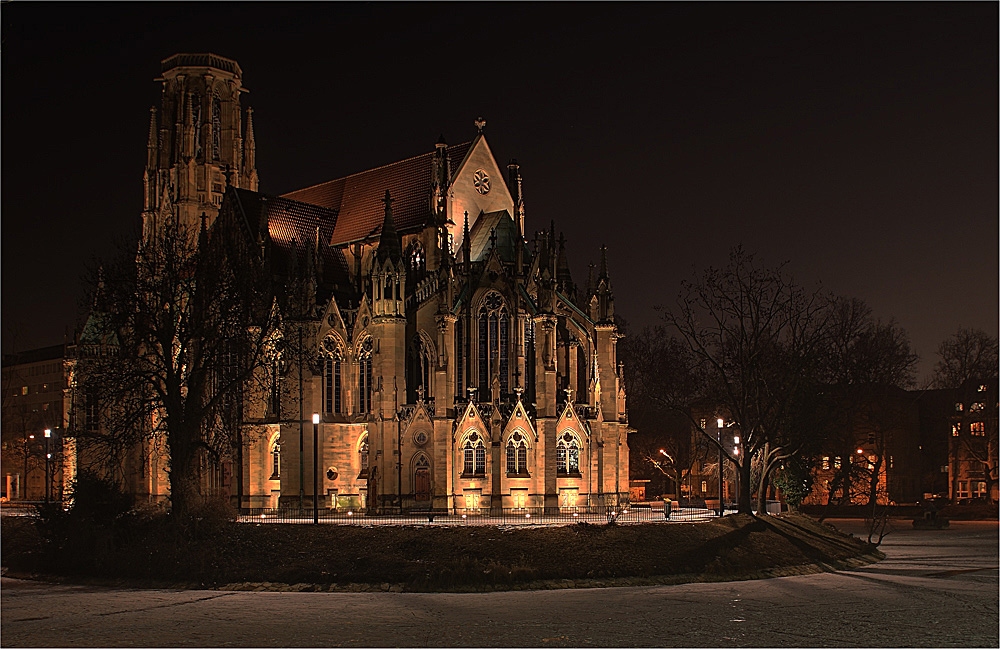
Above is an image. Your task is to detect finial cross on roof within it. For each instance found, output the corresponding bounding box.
[474,117,486,133]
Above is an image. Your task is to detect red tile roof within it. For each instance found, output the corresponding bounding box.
[231,188,350,289]
[281,141,472,246]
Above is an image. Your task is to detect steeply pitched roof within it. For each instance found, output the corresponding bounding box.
[463,209,530,264]
[230,188,350,293]
[281,141,472,246]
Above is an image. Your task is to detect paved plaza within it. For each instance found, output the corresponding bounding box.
[2,519,997,647]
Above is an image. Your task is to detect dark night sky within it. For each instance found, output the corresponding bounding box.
[3,3,997,382]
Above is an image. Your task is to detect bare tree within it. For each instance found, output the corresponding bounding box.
[933,328,998,503]
[657,248,829,515]
[820,297,918,506]
[74,211,278,518]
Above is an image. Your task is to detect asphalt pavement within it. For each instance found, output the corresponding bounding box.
[2,518,997,647]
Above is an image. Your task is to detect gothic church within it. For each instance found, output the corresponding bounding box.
[99,52,630,513]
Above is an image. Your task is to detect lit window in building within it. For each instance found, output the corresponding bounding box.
[956,481,969,499]
[978,384,988,392]
[952,423,961,436]
[463,434,486,475]
[834,456,842,469]
[506,431,528,474]
[700,418,707,430]
[970,402,984,412]
[410,244,425,281]
[970,422,985,436]
[556,432,580,474]
[701,480,708,494]
[974,482,987,497]
[822,456,830,470]
[955,402,964,412]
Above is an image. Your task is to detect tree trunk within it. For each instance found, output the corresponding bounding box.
[756,442,770,515]
[738,459,752,514]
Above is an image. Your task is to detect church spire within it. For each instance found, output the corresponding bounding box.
[146,107,158,169]
[243,107,256,187]
[556,232,573,296]
[375,190,402,263]
[596,245,615,323]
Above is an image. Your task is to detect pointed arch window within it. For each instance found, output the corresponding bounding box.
[556,432,580,475]
[358,337,373,414]
[477,292,509,395]
[321,337,343,415]
[191,92,203,159]
[462,432,486,476]
[506,431,529,475]
[408,335,432,404]
[212,95,222,161]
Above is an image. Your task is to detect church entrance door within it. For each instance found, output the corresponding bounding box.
[414,468,431,504]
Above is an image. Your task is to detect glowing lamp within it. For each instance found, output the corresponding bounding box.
[347,510,353,516]
[856,448,864,455]
[44,428,52,438]
[312,413,320,425]
[733,436,740,444]
[717,418,724,428]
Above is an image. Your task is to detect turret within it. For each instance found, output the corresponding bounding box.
[373,190,405,318]
[595,245,615,323]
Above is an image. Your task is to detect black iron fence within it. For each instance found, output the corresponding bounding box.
[236,502,724,525]
[1,499,730,525]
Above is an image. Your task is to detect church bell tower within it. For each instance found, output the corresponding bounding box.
[142,53,258,240]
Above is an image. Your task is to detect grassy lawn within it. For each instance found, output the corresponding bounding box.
[1,511,879,592]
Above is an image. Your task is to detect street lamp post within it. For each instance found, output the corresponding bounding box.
[733,435,741,508]
[44,429,52,504]
[717,418,724,516]
[24,434,34,501]
[312,413,320,525]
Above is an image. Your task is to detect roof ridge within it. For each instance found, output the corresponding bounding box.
[283,141,474,196]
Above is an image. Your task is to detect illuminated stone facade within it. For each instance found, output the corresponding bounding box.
[66,53,630,512]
